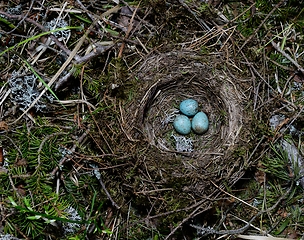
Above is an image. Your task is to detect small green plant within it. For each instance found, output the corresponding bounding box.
[0,118,112,239]
[260,143,291,181]
[0,26,81,58]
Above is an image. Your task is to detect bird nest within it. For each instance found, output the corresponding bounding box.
[122,51,251,197]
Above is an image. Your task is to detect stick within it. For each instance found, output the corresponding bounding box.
[118,1,141,58]
[98,177,120,209]
[271,41,304,74]
[211,181,259,211]
[50,125,91,176]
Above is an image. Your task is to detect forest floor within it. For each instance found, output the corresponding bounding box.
[0,0,304,239]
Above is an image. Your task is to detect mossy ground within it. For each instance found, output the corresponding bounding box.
[0,0,304,239]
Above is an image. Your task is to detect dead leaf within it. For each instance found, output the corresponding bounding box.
[288,230,299,239]
[118,6,140,29]
[0,121,9,131]
[293,72,304,82]
[14,158,28,167]
[255,162,266,184]
[16,184,26,196]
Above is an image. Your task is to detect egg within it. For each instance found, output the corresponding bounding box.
[192,112,209,134]
[179,99,198,117]
[173,115,191,135]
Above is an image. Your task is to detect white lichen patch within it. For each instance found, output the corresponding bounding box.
[161,109,179,127]
[89,163,101,180]
[62,206,81,235]
[44,19,70,42]
[0,234,21,240]
[7,5,22,15]
[172,134,193,152]
[8,71,54,111]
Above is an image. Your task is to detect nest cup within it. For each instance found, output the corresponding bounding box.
[124,51,248,196]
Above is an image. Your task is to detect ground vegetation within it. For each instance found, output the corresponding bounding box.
[0,0,303,239]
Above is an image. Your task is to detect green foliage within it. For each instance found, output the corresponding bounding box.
[0,26,81,58]
[261,144,291,181]
[251,139,304,236]
[0,15,16,28]
[0,119,111,239]
[261,140,302,184]
[5,195,73,238]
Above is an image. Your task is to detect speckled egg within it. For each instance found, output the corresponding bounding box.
[192,112,209,134]
[179,99,198,117]
[173,115,191,135]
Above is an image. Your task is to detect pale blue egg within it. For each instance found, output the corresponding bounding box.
[179,99,198,117]
[173,115,191,135]
[192,112,209,134]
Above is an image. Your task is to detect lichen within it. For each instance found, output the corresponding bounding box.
[44,19,70,41]
[0,234,21,240]
[171,134,193,152]
[62,206,81,235]
[8,71,54,111]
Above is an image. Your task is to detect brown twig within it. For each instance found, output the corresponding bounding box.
[135,188,173,195]
[54,43,114,90]
[118,1,141,58]
[50,125,91,176]
[54,70,73,91]
[211,181,259,211]
[75,0,96,22]
[87,105,114,154]
[6,0,35,35]
[98,177,120,209]
[76,44,114,64]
